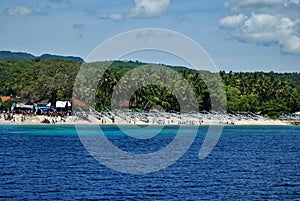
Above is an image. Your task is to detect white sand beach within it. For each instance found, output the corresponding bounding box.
[0,112,292,126]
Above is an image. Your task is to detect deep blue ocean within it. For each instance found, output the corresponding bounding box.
[0,125,299,200]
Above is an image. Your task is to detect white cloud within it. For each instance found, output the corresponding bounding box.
[129,0,170,18]
[226,0,299,11]
[98,0,170,21]
[242,14,279,33]
[280,35,300,54]
[108,13,123,21]
[220,0,300,54]
[3,6,33,16]
[219,14,248,29]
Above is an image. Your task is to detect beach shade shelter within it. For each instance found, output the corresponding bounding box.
[55,101,71,109]
[37,106,51,110]
[15,103,34,110]
[21,105,34,110]
[15,103,34,113]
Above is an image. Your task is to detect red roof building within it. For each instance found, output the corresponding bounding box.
[0,96,11,103]
[73,99,87,107]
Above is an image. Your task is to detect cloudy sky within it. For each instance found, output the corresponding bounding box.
[0,0,299,72]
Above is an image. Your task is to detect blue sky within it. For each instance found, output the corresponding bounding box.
[0,0,299,72]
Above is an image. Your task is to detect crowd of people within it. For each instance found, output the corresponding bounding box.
[0,107,73,124]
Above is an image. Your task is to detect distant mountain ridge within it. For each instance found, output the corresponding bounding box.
[0,51,35,60]
[0,50,84,62]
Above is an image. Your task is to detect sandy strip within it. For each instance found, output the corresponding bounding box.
[0,114,291,126]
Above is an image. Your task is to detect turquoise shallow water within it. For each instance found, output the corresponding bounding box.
[0,125,299,200]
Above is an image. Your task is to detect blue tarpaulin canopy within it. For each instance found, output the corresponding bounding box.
[37,106,51,110]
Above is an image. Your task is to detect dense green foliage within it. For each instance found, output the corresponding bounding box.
[0,59,81,107]
[220,71,300,116]
[0,59,299,117]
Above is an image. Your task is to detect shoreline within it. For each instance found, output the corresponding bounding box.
[0,114,293,126]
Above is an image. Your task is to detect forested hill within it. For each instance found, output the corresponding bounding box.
[0,59,299,118]
[0,51,35,60]
[0,51,84,62]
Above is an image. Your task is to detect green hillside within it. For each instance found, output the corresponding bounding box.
[0,51,35,60]
[0,51,84,62]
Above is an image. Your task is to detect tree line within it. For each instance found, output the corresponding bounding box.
[0,59,299,118]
